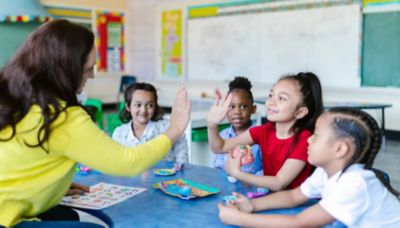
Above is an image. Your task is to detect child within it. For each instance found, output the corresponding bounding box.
[212,77,263,182]
[207,72,323,191]
[218,108,400,227]
[113,82,189,165]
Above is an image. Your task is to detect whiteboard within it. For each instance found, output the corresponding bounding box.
[187,4,361,88]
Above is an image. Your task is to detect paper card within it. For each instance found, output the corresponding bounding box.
[60,182,146,210]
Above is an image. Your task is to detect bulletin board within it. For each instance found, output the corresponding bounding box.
[96,11,125,72]
[187,1,362,88]
[362,10,400,87]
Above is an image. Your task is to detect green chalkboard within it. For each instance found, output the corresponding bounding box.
[362,11,400,87]
[0,23,41,68]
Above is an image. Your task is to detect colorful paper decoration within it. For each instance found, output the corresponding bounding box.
[96,11,125,72]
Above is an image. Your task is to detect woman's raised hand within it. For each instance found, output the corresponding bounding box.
[207,93,232,127]
[166,88,191,143]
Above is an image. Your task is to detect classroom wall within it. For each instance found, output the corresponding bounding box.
[121,0,400,132]
[39,0,127,11]
[39,0,129,103]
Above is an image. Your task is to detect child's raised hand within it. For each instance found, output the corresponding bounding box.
[232,192,254,213]
[207,93,232,127]
[166,87,191,144]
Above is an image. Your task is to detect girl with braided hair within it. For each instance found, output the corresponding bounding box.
[218,108,400,227]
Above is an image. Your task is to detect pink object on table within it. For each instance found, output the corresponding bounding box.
[231,145,254,165]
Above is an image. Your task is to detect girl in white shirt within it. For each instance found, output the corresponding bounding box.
[112,83,189,165]
[218,107,400,228]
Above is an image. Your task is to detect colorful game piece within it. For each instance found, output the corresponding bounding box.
[246,191,267,198]
[153,179,220,200]
[227,176,237,183]
[153,168,176,176]
[247,188,269,198]
[231,145,254,165]
[178,185,192,197]
[173,162,184,171]
[222,195,237,205]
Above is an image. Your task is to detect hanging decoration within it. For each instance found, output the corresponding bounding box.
[0,15,50,23]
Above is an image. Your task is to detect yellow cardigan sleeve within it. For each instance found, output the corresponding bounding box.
[49,106,172,176]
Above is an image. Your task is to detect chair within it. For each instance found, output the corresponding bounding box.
[106,113,122,136]
[117,75,136,102]
[83,99,104,129]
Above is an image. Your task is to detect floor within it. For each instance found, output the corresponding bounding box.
[374,139,400,190]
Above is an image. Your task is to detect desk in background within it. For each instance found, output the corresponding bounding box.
[254,97,392,135]
[74,162,317,227]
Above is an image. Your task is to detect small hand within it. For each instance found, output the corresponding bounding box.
[232,192,254,213]
[224,149,243,178]
[217,202,242,225]
[207,93,232,127]
[66,182,90,196]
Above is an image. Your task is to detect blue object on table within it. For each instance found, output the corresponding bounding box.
[222,195,237,205]
[74,161,345,227]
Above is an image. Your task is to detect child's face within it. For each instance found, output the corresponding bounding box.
[127,90,156,126]
[265,79,304,123]
[307,113,338,167]
[227,90,256,132]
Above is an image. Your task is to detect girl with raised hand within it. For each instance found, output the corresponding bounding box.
[207,72,323,191]
[112,82,188,165]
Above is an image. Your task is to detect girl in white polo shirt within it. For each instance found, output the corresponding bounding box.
[112,82,188,165]
[218,107,400,228]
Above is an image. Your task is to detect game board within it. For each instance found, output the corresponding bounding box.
[60,182,146,210]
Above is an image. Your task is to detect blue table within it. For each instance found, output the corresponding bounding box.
[74,162,314,227]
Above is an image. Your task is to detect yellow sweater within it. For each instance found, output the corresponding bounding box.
[0,105,172,227]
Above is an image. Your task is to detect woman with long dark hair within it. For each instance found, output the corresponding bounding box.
[0,20,190,227]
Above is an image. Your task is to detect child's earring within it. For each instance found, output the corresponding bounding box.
[295,107,308,119]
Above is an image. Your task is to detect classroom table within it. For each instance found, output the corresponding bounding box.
[75,162,253,227]
[74,162,344,228]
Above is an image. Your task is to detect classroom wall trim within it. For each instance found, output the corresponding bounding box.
[188,0,359,19]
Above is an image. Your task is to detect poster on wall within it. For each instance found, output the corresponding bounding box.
[96,11,125,72]
[161,9,183,78]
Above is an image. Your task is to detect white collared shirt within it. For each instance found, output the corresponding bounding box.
[301,164,400,228]
[112,119,188,164]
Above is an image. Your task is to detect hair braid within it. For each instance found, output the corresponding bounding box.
[329,107,399,198]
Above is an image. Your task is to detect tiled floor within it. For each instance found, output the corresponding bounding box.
[375,139,400,190]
